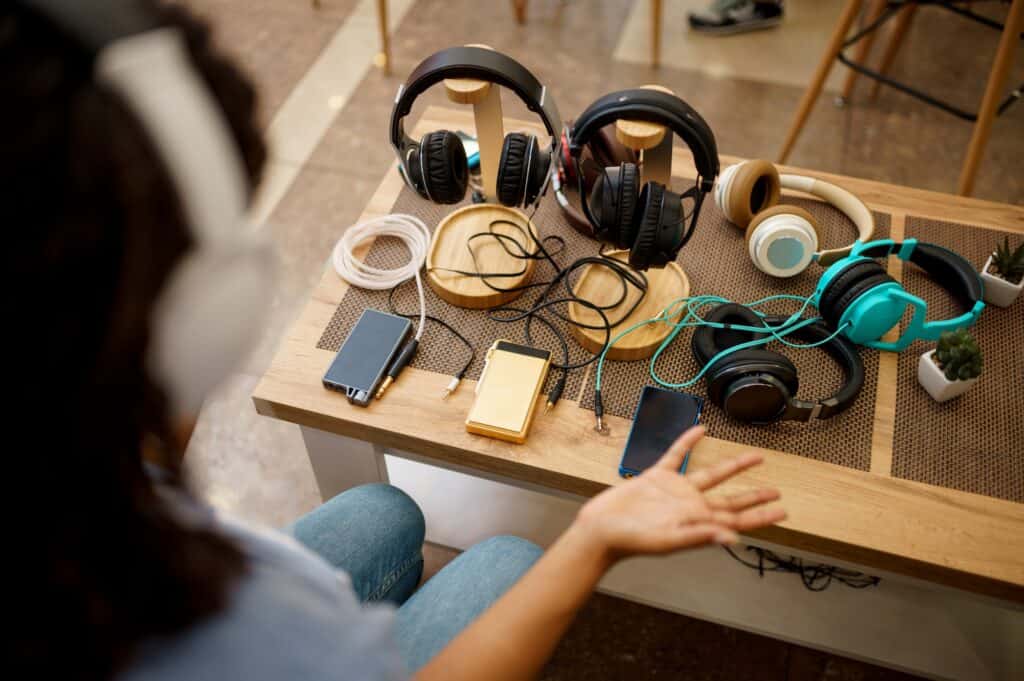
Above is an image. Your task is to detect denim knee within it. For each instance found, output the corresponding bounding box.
[463,535,543,574]
[289,483,426,590]
[329,483,426,547]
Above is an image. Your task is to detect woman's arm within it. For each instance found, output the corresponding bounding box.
[414,426,786,681]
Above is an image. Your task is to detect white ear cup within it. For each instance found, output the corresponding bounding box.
[714,162,741,220]
[748,213,818,277]
[149,237,275,417]
[98,29,276,418]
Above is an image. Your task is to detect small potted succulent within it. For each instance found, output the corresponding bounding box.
[980,236,1024,307]
[918,328,983,402]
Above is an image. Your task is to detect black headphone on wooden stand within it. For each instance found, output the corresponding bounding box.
[560,89,720,270]
[389,46,562,207]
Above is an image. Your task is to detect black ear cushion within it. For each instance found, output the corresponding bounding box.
[819,260,886,325]
[629,180,665,265]
[616,163,640,248]
[420,130,467,204]
[829,271,896,327]
[497,132,530,206]
[706,350,799,396]
[909,242,984,308]
[523,137,550,206]
[589,169,619,241]
[590,164,639,245]
[645,187,684,269]
[691,303,769,366]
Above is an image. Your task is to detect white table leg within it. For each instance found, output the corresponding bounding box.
[300,426,389,501]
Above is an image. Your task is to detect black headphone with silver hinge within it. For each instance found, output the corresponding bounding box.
[389,46,562,208]
[691,303,864,424]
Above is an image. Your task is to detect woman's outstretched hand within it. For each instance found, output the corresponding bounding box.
[416,426,787,681]
[574,425,786,565]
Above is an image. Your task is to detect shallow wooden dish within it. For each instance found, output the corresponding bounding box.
[568,250,690,360]
[426,203,539,309]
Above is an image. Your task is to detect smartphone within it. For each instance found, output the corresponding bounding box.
[322,309,411,406]
[619,387,703,478]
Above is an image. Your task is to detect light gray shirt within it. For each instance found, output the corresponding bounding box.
[119,511,408,681]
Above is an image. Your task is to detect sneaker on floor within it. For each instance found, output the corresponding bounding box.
[688,0,784,35]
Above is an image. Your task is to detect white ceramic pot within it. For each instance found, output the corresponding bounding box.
[918,350,979,402]
[980,254,1023,307]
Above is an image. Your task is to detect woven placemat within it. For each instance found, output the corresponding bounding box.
[578,197,892,471]
[317,176,890,472]
[317,186,606,400]
[891,217,1024,503]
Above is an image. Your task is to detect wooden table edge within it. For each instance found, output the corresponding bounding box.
[253,106,1024,603]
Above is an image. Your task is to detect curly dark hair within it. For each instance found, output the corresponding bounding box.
[2,3,267,679]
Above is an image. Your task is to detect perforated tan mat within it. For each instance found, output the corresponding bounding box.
[317,187,602,401]
[579,199,891,472]
[319,180,890,474]
[892,217,1023,503]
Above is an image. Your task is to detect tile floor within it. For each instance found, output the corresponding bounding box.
[179,0,1022,678]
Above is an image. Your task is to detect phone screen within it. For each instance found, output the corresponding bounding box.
[620,387,703,477]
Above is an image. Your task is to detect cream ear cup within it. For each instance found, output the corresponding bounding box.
[715,159,782,228]
[148,235,276,418]
[745,205,821,277]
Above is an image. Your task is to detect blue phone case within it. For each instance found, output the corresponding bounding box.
[619,387,703,478]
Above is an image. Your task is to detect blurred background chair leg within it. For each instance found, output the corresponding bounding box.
[957,0,1024,196]
[838,0,888,105]
[512,0,528,24]
[778,0,865,164]
[869,2,920,102]
[376,0,391,75]
[651,0,662,68]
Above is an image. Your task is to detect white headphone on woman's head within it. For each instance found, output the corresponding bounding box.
[715,159,874,278]
[21,0,277,419]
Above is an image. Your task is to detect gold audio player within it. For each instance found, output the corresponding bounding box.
[466,340,551,444]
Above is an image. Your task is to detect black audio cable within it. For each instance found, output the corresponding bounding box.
[427,204,650,410]
[387,281,476,399]
[723,545,880,592]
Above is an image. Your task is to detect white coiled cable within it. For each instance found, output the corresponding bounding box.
[331,214,430,340]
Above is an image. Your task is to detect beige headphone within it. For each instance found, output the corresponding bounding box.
[715,159,874,277]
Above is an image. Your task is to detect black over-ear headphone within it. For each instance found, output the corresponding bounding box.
[390,46,562,207]
[568,89,720,270]
[691,304,864,424]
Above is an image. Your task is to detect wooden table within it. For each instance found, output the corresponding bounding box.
[254,106,1024,681]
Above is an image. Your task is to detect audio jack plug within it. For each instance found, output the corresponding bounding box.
[593,390,609,435]
[441,370,467,400]
[376,339,419,400]
[545,374,567,413]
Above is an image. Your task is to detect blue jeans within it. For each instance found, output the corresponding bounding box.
[289,483,542,671]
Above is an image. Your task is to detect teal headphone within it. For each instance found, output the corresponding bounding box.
[813,239,985,352]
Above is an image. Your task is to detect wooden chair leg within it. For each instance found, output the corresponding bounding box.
[839,0,888,103]
[512,0,527,24]
[778,0,865,164]
[376,0,391,76]
[651,0,662,68]
[958,0,1024,196]
[869,3,919,101]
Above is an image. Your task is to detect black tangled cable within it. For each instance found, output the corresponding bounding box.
[387,282,476,399]
[723,545,881,592]
[428,199,651,410]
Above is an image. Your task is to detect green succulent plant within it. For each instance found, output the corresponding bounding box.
[990,236,1024,285]
[934,328,982,382]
